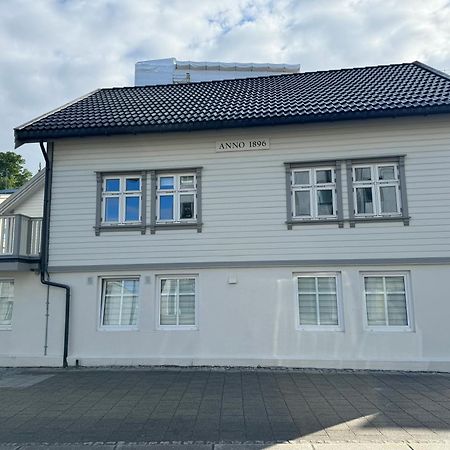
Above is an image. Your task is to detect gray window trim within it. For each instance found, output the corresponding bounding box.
[95,171,146,236]
[346,156,410,227]
[285,160,344,228]
[150,167,203,234]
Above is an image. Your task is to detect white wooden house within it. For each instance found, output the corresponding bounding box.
[3,61,450,370]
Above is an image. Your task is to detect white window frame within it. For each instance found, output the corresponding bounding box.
[0,279,14,331]
[353,163,401,217]
[293,272,343,331]
[99,276,140,331]
[361,271,413,332]
[156,274,199,330]
[291,167,337,220]
[156,173,197,224]
[101,175,142,225]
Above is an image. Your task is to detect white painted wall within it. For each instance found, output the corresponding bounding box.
[41,264,450,371]
[14,184,44,217]
[0,271,64,367]
[49,114,450,269]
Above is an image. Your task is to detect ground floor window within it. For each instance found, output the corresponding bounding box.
[295,273,342,330]
[100,278,139,328]
[158,276,197,329]
[362,273,411,330]
[0,280,14,329]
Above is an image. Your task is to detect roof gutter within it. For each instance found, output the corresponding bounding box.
[39,141,71,368]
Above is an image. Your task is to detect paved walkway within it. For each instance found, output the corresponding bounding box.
[0,368,449,448]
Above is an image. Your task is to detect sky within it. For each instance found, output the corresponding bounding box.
[1,0,449,173]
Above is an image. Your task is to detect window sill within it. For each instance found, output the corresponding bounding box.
[287,219,343,229]
[157,325,198,331]
[95,224,145,236]
[350,216,410,227]
[151,222,202,234]
[0,326,12,331]
[296,326,344,332]
[364,326,413,332]
[98,326,139,332]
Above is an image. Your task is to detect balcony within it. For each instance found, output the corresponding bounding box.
[0,215,42,271]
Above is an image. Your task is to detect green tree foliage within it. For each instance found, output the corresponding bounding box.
[0,152,33,190]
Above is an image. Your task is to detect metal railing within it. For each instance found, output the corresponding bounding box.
[0,215,42,257]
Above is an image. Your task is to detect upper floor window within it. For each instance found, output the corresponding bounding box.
[102,176,142,224]
[291,167,337,219]
[352,163,401,217]
[157,173,197,223]
[0,280,14,330]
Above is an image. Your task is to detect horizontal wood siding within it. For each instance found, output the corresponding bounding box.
[49,115,450,267]
[14,186,44,218]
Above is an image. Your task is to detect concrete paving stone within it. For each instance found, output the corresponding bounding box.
[216,445,314,450]
[409,444,450,450]
[313,444,411,449]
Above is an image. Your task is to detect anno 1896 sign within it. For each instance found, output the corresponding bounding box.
[216,138,270,152]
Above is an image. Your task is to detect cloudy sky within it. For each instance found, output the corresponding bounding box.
[1,0,449,172]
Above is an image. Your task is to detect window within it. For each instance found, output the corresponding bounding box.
[0,280,14,329]
[295,273,342,330]
[362,273,411,330]
[158,276,197,329]
[102,176,142,224]
[156,174,197,223]
[352,163,401,217]
[291,168,337,219]
[100,278,139,328]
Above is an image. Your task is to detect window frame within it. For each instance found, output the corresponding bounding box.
[156,173,197,224]
[285,161,344,228]
[293,272,344,331]
[347,156,409,227]
[0,279,14,331]
[95,171,147,235]
[99,276,140,331]
[156,274,199,331]
[360,271,413,332]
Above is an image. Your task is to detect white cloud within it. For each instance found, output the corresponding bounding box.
[0,0,449,171]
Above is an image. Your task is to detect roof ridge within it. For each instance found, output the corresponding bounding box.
[101,61,416,91]
[413,61,450,81]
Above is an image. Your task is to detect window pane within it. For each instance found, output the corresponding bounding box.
[120,296,138,326]
[364,277,384,292]
[317,190,334,216]
[385,276,405,292]
[103,296,121,325]
[318,293,338,325]
[298,293,318,325]
[159,195,174,220]
[294,191,311,216]
[356,187,373,214]
[318,277,336,293]
[160,295,177,325]
[0,300,13,325]
[298,277,315,292]
[380,186,398,213]
[180,194,194,220]
[179,278,196,294]
[387,293,408,326]
[316,169,332,184]
[0,281,14,298]
[294,171,309,185]
[180,176,195,189]
[161,279,177,295]
[126,178,140,191]
[123,279,139,295]
[105,179,120,192]
[102,279,138,326]
[366,293,387,326]
[125,196,140,221]
[160,177,174,190]
[378,166,396,180]
[355,167,372,181]
[104,197,119,222]
[179,294,196,325]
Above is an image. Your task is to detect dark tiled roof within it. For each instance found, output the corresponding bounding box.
[14,61,450,146]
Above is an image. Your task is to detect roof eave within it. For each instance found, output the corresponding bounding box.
[14,105,450,146]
